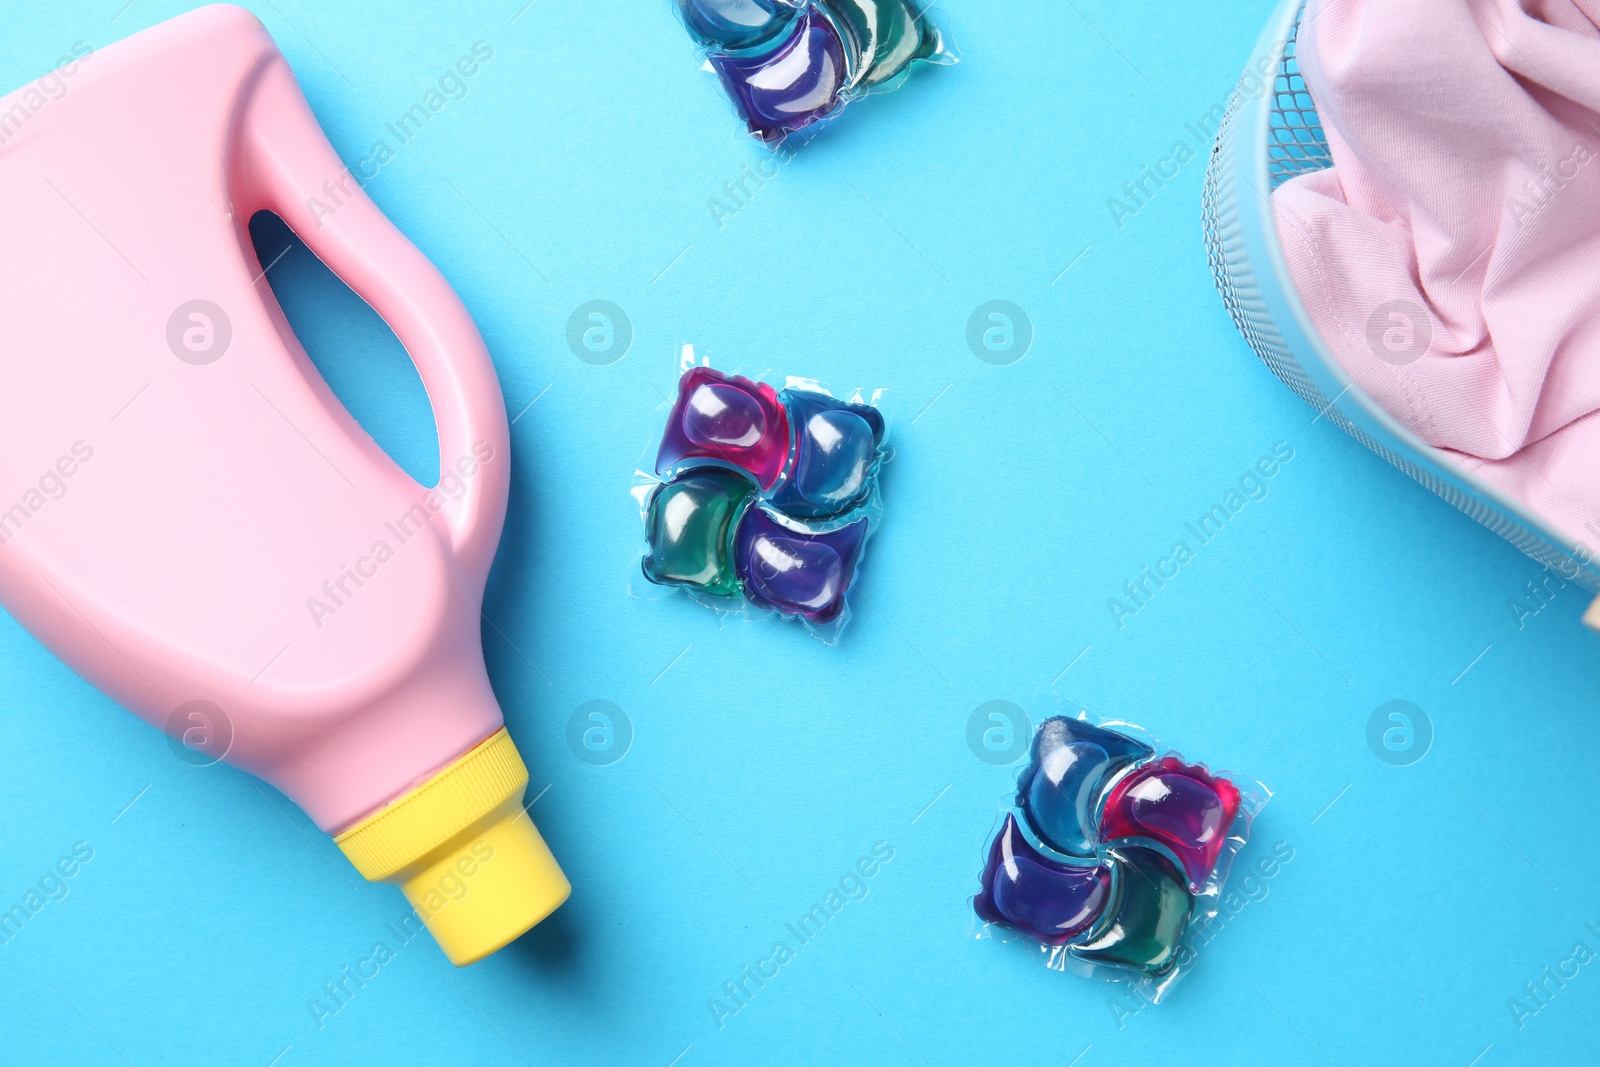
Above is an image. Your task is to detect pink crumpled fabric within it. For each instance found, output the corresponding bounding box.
[1274,0,1600,547]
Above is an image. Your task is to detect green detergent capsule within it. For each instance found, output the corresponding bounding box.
[1071,846,1193,975]
[642,467,755,597]
[823,0,942,90]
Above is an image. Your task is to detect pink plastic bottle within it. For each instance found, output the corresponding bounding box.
[0,5,568,964]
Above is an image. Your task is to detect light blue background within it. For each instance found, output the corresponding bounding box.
[3,1,1598,1064]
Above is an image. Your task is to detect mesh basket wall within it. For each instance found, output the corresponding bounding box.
[1200,4,1597,591]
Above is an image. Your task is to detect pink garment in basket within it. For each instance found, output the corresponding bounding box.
[1274,0,1600,547]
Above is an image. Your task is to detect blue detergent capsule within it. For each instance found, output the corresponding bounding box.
[768,389,886,519]
[676,0,796,52]
[1016,717,1153,857]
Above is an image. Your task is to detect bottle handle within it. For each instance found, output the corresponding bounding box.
[233,53,510,580]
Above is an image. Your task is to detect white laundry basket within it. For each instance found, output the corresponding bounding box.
[1201,0,1600,592]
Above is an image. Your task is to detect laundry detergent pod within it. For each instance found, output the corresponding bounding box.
[634,355,888,643]
[734,506,868,622]
[971,697,1268,1003]
[820,0,944,91]
[974,813,1111,946]
[1016,716,1153,858]
[676,0,798,51]
[709,6,848,143]
[1070,846,1192,976]
[673,0,956,144]
[641,467,756,596]
[768,389,886,519]
[1099,755,1243,893]
[657,366,790,488]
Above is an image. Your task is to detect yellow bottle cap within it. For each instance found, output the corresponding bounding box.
[333,728,570,966]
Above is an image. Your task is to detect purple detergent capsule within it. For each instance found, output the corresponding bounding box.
[1016,717,1153,858]
[974,813,1112,946]
[709,6,847,143]
[733,505,867,621]
[657,367,791,488]
[768,389,886,519]
[675,0,796,52]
